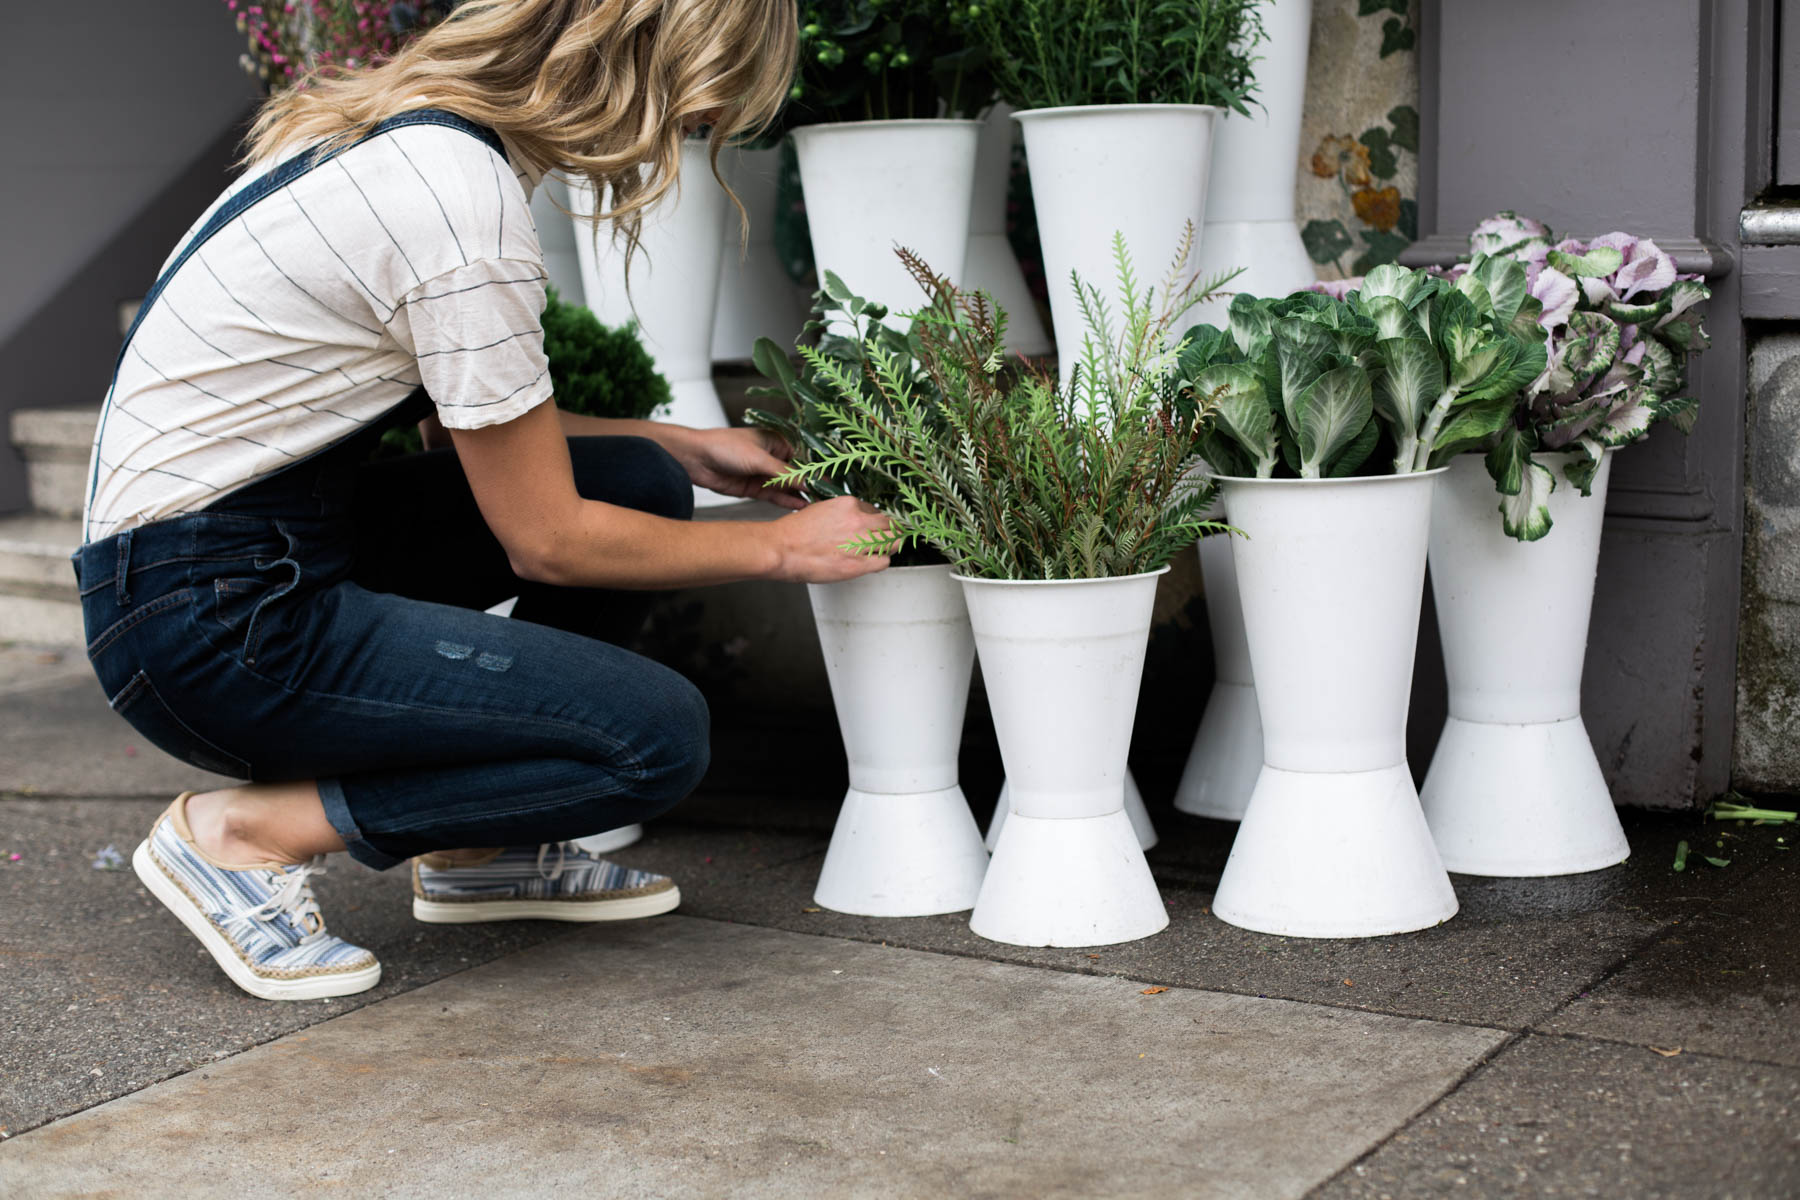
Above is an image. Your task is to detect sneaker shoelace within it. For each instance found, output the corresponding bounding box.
[246,855,331,941]
[534,842,579,883]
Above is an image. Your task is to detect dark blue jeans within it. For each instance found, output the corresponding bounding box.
[74,416,710,870]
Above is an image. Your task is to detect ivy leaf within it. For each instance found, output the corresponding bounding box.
[1353,230,1413,275]
[1358,0,1409,15]
[1380,16,1416,57]
[1360,127,1398,180]
[1303,219,1355,265]
[1388,105,1420,153]
[1398,198,1419,240]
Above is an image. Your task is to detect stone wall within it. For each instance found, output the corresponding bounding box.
[1737,334,1800,793]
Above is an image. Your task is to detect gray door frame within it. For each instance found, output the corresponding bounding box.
[1402,0,1772,807]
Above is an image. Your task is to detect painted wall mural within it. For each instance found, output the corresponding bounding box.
[1297,0,1420,280]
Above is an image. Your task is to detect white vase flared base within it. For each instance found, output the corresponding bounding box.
[1421,715,1629,877]
[1213,764,1459,938]
[970,809,1168,946]
[573,825,644,855]
[985,770,1157,851]
[813,786,989,917]
[1173,681,1263,821]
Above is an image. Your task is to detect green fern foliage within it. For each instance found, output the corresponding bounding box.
[770,230,1233,580]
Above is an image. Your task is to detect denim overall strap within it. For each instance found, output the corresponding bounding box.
[86,109,508,530]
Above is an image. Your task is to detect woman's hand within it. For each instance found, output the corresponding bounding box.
[671,426,807,510]
[767,497,895,583]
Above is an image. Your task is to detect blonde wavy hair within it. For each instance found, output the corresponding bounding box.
[244,0,797,263]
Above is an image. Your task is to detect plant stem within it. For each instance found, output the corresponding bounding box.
[1411,388,1458,472]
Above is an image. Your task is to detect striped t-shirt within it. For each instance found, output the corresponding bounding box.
[82,121,554,541]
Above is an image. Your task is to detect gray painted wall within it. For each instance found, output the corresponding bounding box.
[1405,0,1763,807]
[0,0,258,511]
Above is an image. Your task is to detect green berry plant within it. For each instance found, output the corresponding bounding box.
[787,1,993,124]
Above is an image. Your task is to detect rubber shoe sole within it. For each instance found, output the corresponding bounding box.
[133,840,382,1002]
[412,884,681,924]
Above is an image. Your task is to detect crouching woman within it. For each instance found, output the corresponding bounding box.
[74,0,888,1001]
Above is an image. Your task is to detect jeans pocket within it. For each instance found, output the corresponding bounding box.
[109,670,251,779]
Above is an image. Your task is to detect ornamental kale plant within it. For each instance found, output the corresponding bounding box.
[786,1,992,124]
[1451,212,1711,539]
[769,235,1228,579]
[1180,260,1547,488]
[974,0,1266,114]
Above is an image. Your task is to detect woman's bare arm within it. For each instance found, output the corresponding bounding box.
[448,401,891,589]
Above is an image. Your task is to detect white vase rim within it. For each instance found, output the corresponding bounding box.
[790,118,984,136]
[950,565,1171,587]
[1012,103,1221,122]
[1213,468,1448,486]
[1442,446,1619,460]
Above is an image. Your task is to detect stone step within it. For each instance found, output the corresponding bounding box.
[0,514,84,648]
[9,407,98,519]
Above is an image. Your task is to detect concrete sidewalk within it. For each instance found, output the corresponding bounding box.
[3,651,1798,1197]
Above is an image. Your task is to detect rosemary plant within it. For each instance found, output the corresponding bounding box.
[974,0,1266,114]
[771,234,1230,579]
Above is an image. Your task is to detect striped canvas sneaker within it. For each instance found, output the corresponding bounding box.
[132,794,381,1001]
[412,843,680,924]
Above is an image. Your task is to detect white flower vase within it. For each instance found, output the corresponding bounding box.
[791,119,982,333]
[1420,452,1629,876]
[1013,105,1218,361]
[964,103,1052,357]
[809,565,989,917]
[1211,474,1459,938]
[1190,0,1316,327]
[963,570,1170,947]
[983,773,1157,851]
[711,145,807,362]
[569,140,734,506]
[530,174,587,305]
[1173,528,1263,820]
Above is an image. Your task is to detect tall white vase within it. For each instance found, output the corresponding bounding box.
[1212,474,1458,938]
[1191,0,1316,327]
[984,774,1157,851]
[1420,452,1629,876]
[791,119,982,330]
[711,145,807,363]
[1013,105,1218,361]
[1173,529,1263,820]
[531,174,587,305]
[809,565,989,916]
[569,139,734,506]
[964,104,1052,357]
[962,570,1170,948]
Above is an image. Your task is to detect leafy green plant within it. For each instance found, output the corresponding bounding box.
[538,285,670,421]
[1178,262,1548,494]
[744,273,951,565]
[786,1,991,124]
[1451,213,1712,540]
[770,233,1230,579]
[974,0,1266,114]
[376,285,667,456]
